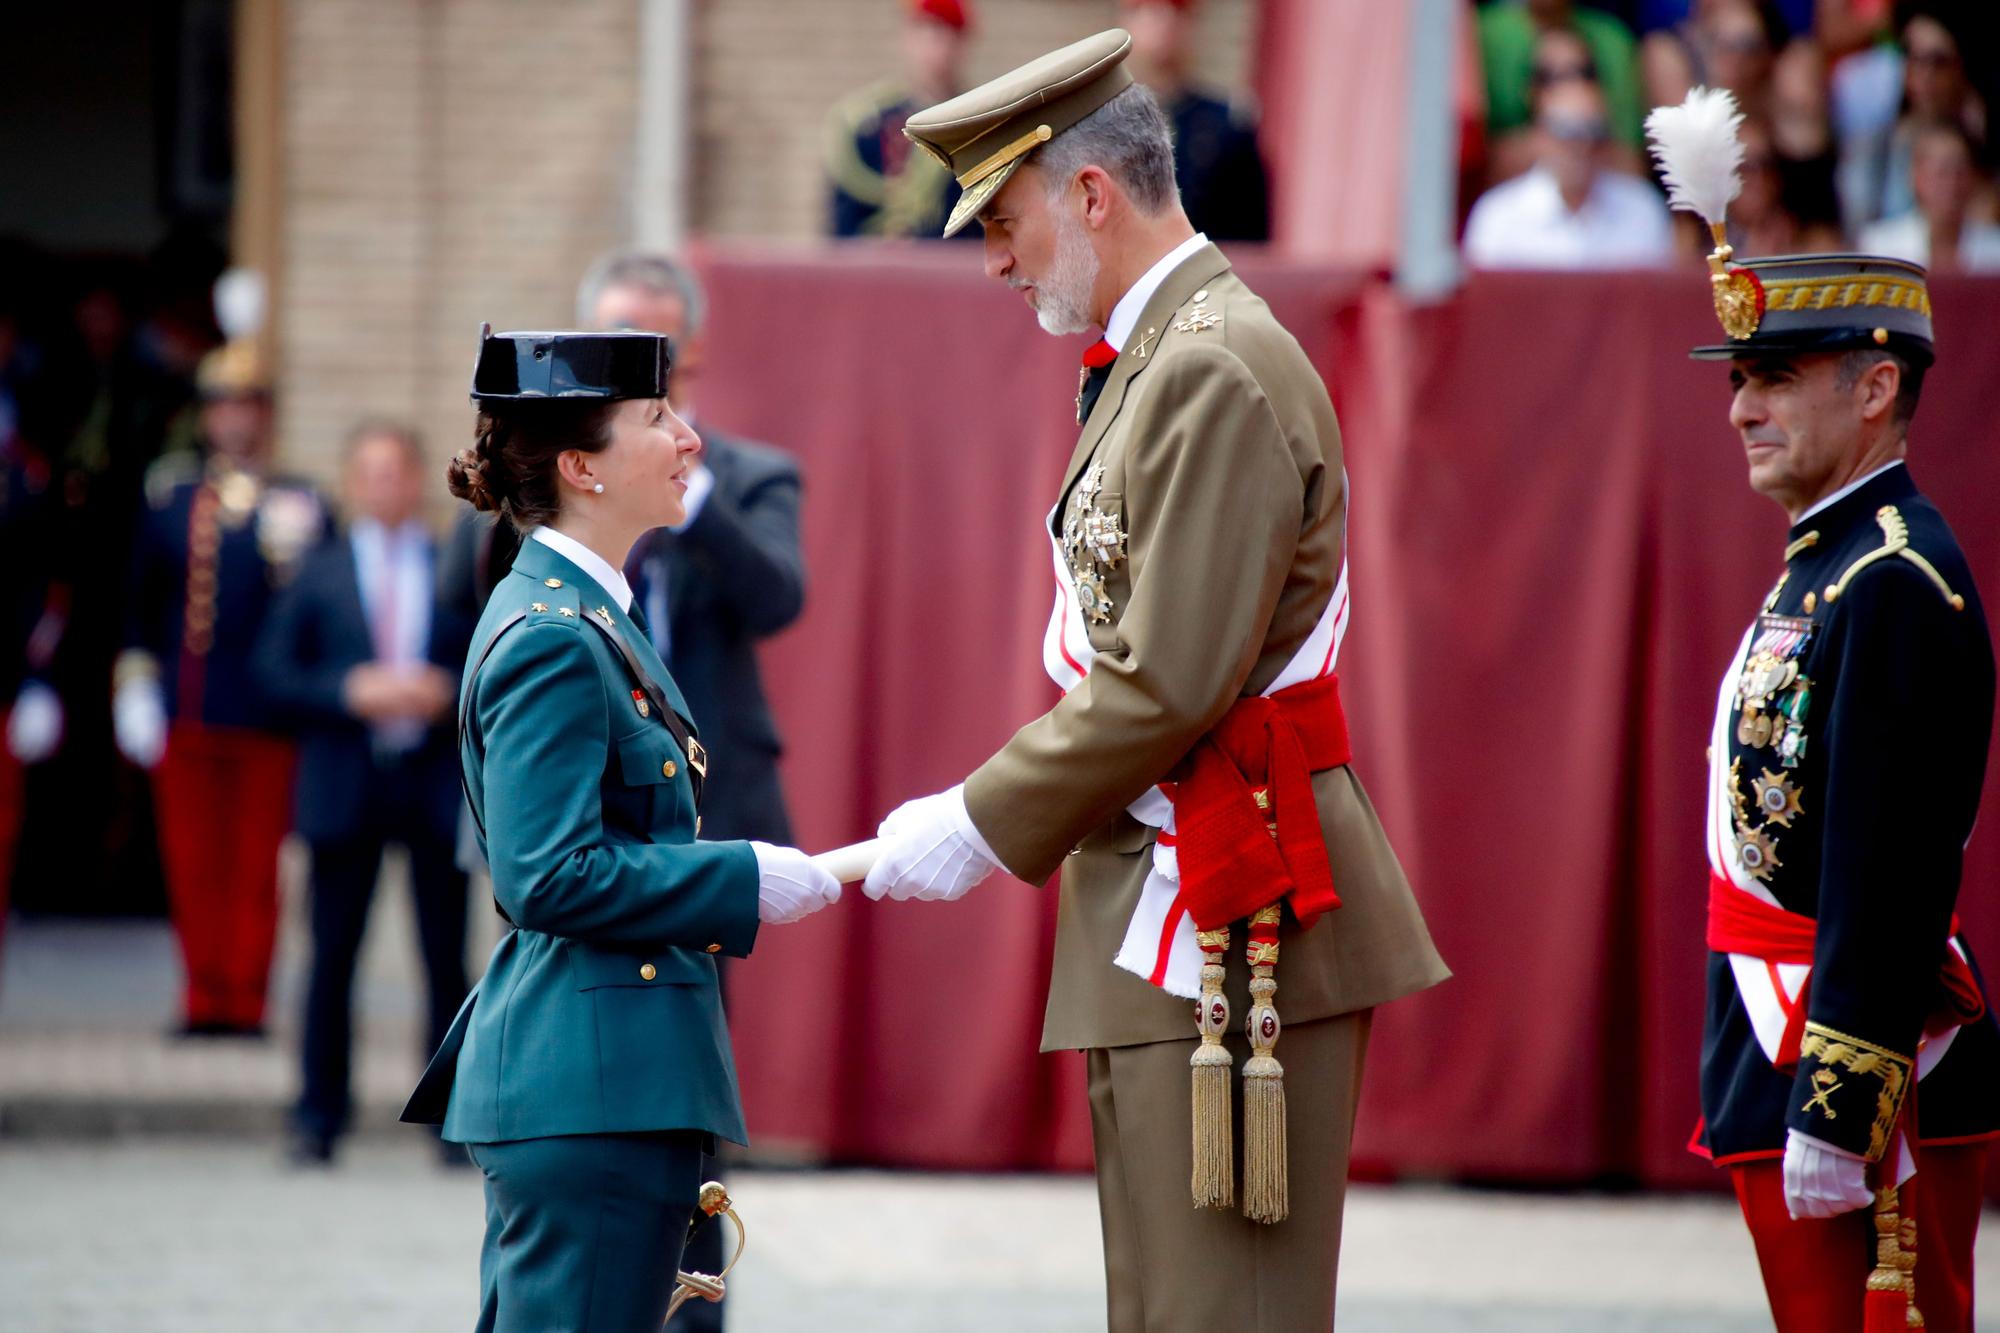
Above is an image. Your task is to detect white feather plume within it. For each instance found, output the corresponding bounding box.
[1644,87,1745,226]
[213,268,266,341]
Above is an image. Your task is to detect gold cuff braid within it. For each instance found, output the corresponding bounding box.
[1797,1022,1913,1162]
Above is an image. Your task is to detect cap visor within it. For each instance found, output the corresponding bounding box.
[942,159,1020,238]
[1690,330,1935,367]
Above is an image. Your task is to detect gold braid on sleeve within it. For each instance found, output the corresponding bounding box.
[1796,1022,1913,1162]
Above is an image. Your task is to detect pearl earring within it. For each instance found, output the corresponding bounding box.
[592,483,605,494]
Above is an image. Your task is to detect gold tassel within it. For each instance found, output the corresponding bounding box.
[1899,1212,1924,1329]
[1190,927,1233,1209]
[1242,903,1287,1224]
[1864,1187,1909,1333]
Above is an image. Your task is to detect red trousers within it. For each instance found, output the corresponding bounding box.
[1731,1142,1988,1333]
[151,723,294,1029]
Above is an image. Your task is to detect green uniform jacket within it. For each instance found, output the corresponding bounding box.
[963,245,1450,1052]
[401,535,761,1145]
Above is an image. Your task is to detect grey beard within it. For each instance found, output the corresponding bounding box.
[1035,212,1100,337]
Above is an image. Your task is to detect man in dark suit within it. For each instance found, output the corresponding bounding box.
[576,252,806,1326]
[579,252,806,846]
[256,421,474,1164]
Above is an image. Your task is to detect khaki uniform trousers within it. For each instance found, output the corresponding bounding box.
[1087,1010,1372,1333]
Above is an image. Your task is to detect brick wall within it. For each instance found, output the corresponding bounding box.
[274,0,1256,485]
[278,0,640,488]
[693,0,1259,238]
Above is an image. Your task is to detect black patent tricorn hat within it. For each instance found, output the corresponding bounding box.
[469,324,672,400]
[1689,253,1935,367]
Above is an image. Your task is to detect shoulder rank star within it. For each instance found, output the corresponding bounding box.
[1174,303,1222,334]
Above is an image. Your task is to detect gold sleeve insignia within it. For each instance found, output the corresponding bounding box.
[1796,1022,1913,1162]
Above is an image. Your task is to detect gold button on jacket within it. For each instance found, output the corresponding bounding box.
[662,760,677,779]
[705,943,722,954]
[639,962,657,981]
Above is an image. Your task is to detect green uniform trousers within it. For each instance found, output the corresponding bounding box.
[467,1131,705,1333]
[1088,1010,1371,1333]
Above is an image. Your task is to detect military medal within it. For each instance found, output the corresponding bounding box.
[1752,768,1803,826]
[632,689,650,718]
[1735,824,1781,880]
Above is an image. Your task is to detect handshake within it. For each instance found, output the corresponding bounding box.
[749,783,1002,926]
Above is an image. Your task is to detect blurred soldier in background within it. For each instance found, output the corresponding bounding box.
[116,336,324,1036]
[256,422,473,1165]
[825,0,974,238]
[1121,0,1272,242]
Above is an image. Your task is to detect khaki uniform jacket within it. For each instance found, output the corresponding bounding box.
[963,245,1449,1052]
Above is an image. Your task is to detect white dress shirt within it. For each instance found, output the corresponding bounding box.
[530,525,633,612]
[1103,232,1212,352]
[1463,167,1675,271]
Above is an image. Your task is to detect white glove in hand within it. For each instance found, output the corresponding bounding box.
[862,785,1001,903]
[750,841,842,925]
[1783,1128,1874,1219]
[7,682,63,763]
[113,679,168,770]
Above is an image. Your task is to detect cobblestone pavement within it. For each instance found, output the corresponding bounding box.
[9,1138,2000,1331]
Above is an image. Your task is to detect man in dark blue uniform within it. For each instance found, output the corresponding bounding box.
[1691,250,2000,1331]
[116,338,325,1036]
[824,0,972,239]
[1122,0,1270,242]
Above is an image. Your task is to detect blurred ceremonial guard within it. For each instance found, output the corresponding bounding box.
[824,0,973,239]
[870,33,1447,1330]
[116,329,325,1036]
[1649,93,2000,1333]
[1121,0,1270,242]
[0,426,59,959]
[256,422,473,1164]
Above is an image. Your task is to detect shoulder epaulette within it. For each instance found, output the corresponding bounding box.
[1823,504,1965,611]
[142,450,201,510]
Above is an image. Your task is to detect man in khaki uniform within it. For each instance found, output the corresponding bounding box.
[863,30,1448,1331]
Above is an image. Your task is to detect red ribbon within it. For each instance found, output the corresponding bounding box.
[1174,673,1351,933]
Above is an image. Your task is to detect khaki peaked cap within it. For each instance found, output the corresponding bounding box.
[904,29,1133,237]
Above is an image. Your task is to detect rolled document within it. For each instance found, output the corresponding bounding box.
[811,839,883,884]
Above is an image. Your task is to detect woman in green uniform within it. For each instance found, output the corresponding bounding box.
[403,327,840,1331]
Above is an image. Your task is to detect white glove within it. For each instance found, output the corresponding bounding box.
[7,682,63,763]
[750,841,842,925]
[113,679,168,771]
[1783,1128,1875,1219]
[862,784,1001,903]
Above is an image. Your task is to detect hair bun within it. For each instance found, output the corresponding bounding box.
[446,446,499,513]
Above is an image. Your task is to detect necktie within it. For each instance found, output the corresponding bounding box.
[1076,338,1118,426]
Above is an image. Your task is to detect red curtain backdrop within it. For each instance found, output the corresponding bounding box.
[691,245,2000,1188]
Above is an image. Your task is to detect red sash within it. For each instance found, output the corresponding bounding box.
[1174,673,1350,933]
[1705,871,1985,1061]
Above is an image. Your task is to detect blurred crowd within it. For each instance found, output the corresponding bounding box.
[1465,0,2000,270]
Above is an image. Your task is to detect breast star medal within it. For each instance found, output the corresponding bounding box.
[1751,769,1803,827]
[1735,824,1781,881]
